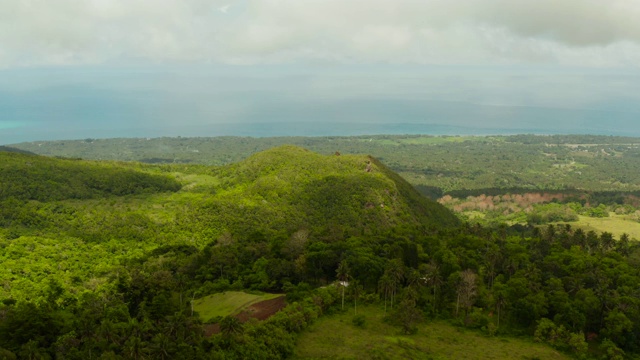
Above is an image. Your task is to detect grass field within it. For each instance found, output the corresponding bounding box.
[560,213,640,240]
[192,291,283,323]
[292,305,571,360]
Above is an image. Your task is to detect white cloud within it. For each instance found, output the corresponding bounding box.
[2,0,640,68]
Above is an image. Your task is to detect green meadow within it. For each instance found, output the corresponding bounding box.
[571,214,640,240]
[292,306,571,360]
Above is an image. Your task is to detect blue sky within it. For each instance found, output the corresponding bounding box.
[2,0,640,144]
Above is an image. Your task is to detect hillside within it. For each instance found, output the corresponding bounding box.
[0,151,182,201]
[187,145,458,238]
[0,146,457,302]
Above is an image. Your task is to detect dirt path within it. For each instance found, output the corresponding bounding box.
[203,296,286,336]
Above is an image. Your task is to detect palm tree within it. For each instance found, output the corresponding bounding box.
[378,274,393,314]
[336,260,350,311]
[220,316,244,339]
[98,319,121,347]
[350,280,363,315]
[149,333,173,360]
[124,335,148,360]
[385,259,404,310]
[423,262,443,313]
[492,283,508,328]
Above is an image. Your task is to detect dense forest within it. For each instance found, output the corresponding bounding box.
[1,145,640,359]
[14,134,640,235]
[12,134,640,193]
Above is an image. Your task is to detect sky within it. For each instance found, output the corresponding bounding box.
[2,0,640,144]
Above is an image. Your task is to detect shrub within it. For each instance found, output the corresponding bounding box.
[352,314,366,328]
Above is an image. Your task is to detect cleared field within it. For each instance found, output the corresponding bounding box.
[292,305,571,360]
[192,291,283,323]
[565,214,640,240]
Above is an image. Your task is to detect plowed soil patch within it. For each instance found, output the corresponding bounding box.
[203,296,286,336]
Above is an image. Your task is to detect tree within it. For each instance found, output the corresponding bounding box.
[378,274,393,314]
[350,280,363,315]
[149,333,174,360]
[395,289,422,335]
[491,281,508,329]
[422,262,443,314]
[0,347,16,360]
[615,233,630,256]
[336,260,350,311]
[220,316,244,339]
[600,232,615,253]
[385,259,404,310]
[18,340,48,360]
[123,335,147,360]
[456,269,477,318]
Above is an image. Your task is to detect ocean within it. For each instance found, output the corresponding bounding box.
[2,66,640,144]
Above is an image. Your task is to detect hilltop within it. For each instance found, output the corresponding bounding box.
[195,145,458,238]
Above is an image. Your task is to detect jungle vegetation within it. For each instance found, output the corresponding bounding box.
[13,134,640,230]
[1,145,640,359]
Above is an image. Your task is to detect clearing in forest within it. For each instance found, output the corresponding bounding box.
[558,214,640,240]
[192,291,284,323]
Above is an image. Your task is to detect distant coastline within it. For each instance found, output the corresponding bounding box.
[4,121,640,146]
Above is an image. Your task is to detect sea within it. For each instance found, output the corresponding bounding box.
[2,65,640,144]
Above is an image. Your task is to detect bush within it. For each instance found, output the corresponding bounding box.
[352,314,366,328]
[534,318,587,357]
[527,204,578,225]
[584,204,609,218]
[600,338,625,360]
[465,308,489,329]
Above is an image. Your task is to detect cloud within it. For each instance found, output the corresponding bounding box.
[1,0,640,68]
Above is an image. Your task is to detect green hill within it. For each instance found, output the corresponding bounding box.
[182,145,458,238]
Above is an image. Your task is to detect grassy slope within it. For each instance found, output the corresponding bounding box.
[192,291,283,323]
[293,306,570,360]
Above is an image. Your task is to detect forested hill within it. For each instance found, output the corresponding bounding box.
[0,146,33,155]
[0,146,455,243]
[0,151,182,201]
[205,145,459,236]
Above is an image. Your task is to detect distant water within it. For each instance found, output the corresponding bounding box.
[2,66,640,144]
[4,119,639,146]
[3,101,639,144]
